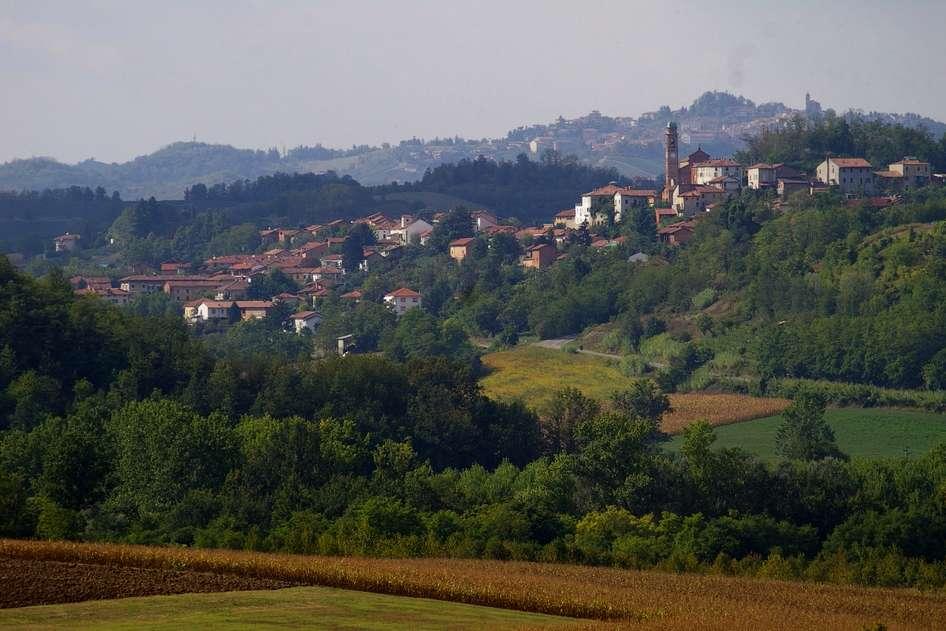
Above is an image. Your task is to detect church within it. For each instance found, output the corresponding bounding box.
[660,122,744,213]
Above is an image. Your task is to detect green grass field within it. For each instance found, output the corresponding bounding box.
[666,407,946,461]
[0,586,578,630]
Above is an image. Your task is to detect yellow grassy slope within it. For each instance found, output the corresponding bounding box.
[481,346,788,434]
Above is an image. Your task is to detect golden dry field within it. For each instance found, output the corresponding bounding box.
[480,346,789,434]
[2,540,945,630]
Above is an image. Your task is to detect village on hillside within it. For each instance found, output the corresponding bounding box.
[63,121,943,350]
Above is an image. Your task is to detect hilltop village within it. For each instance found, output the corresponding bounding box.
[62,120,942,349]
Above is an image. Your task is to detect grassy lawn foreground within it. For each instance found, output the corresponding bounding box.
[666,407,946,462]
[0,586,579,630]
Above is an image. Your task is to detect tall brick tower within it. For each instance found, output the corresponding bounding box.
[663,122,679,202]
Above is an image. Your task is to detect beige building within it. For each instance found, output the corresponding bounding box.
[816,158,874,195]
[747,163,804,190]
[449,237,475,262]
[692,159,744,186]
[888,157,931,188]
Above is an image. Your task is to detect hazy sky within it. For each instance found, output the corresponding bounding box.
[2,0,945,164]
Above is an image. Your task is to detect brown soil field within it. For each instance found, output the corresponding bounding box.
[0,557,295,609]
[4,540,946,629]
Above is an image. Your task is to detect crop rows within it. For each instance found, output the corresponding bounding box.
[660,393,790,434]
[3,539,946,629]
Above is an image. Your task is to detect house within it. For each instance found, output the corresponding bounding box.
[655,207,680,225]
[235,300,274,321]
[54,233,80,252]
[449,237,476,262]
[160,261,192,274]
[777,178,811,199]
[215,278,251,300]
[359,248,383,272]
[272,292,302,308]
[120,274,213,294]
[196,300,235,322]
[277,228,300,244]
[887,157,931,188]
[337,334,356,356]
[873,170,905,192]
[816,158,875,195]
[522,243,556,269]
[747,163,803,189]
[340,289,363,302]
[183,299,202,322]
[692,159,744,187]
[75,286,132,306]
[658,221,696,246]
[389,217,434,245]
[471,210,499,232]
[574,184,656,227]
[320,254,344,270]
[705,175,741,194]
[672,186,726,215]
[290,310,322,334]
[384,287,422,316]
[163,279,222,302]
[554,208,577,229]
[259,228,279,246]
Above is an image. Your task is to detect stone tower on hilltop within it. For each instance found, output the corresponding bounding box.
[663,122,679,202]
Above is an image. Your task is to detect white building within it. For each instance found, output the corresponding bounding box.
[384,287,422,316]
[692,159,745,186]
[196,300,234,322]
[290,310,321,333]
[574,184,655,227]
[390,217,434,245]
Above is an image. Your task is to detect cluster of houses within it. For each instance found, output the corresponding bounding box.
[66,125,944,343]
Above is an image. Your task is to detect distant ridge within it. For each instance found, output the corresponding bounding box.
[2,92,944,199]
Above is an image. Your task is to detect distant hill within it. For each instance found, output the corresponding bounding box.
[2,91,944,199]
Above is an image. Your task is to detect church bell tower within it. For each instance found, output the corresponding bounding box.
[663,122,679,201]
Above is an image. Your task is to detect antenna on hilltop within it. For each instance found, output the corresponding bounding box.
[192,133,197,143]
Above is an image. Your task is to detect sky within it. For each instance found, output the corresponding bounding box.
[2,0,945,164]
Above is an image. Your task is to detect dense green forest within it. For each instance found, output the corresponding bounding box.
[376,152,634,222]
[2,257,946,588]
[0,187,124,255]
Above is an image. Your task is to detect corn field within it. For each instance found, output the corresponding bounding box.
[3,539,945,629]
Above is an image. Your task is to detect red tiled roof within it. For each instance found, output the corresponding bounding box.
[830,158,872,168]
[385,287,421,298]
[555,209,576,218]
[449,237,475,246]
[694,159,742,168]
[235,300,274,309]
[291,310,320,320]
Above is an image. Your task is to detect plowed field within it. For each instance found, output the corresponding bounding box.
[0,558,295,608]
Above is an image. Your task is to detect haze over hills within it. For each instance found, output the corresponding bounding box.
[2,91,944,200]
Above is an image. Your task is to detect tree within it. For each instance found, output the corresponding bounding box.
[342,234,364,273]
[427,208,473,252]
[541,388,600,455]
[629,204,656,241]
[610,380,670,434]
[775,393,847,461]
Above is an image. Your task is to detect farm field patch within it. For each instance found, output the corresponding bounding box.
[481,346,788,433]
[0,585,575,631]
[4,540,946,630]
[665,407,946,461]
